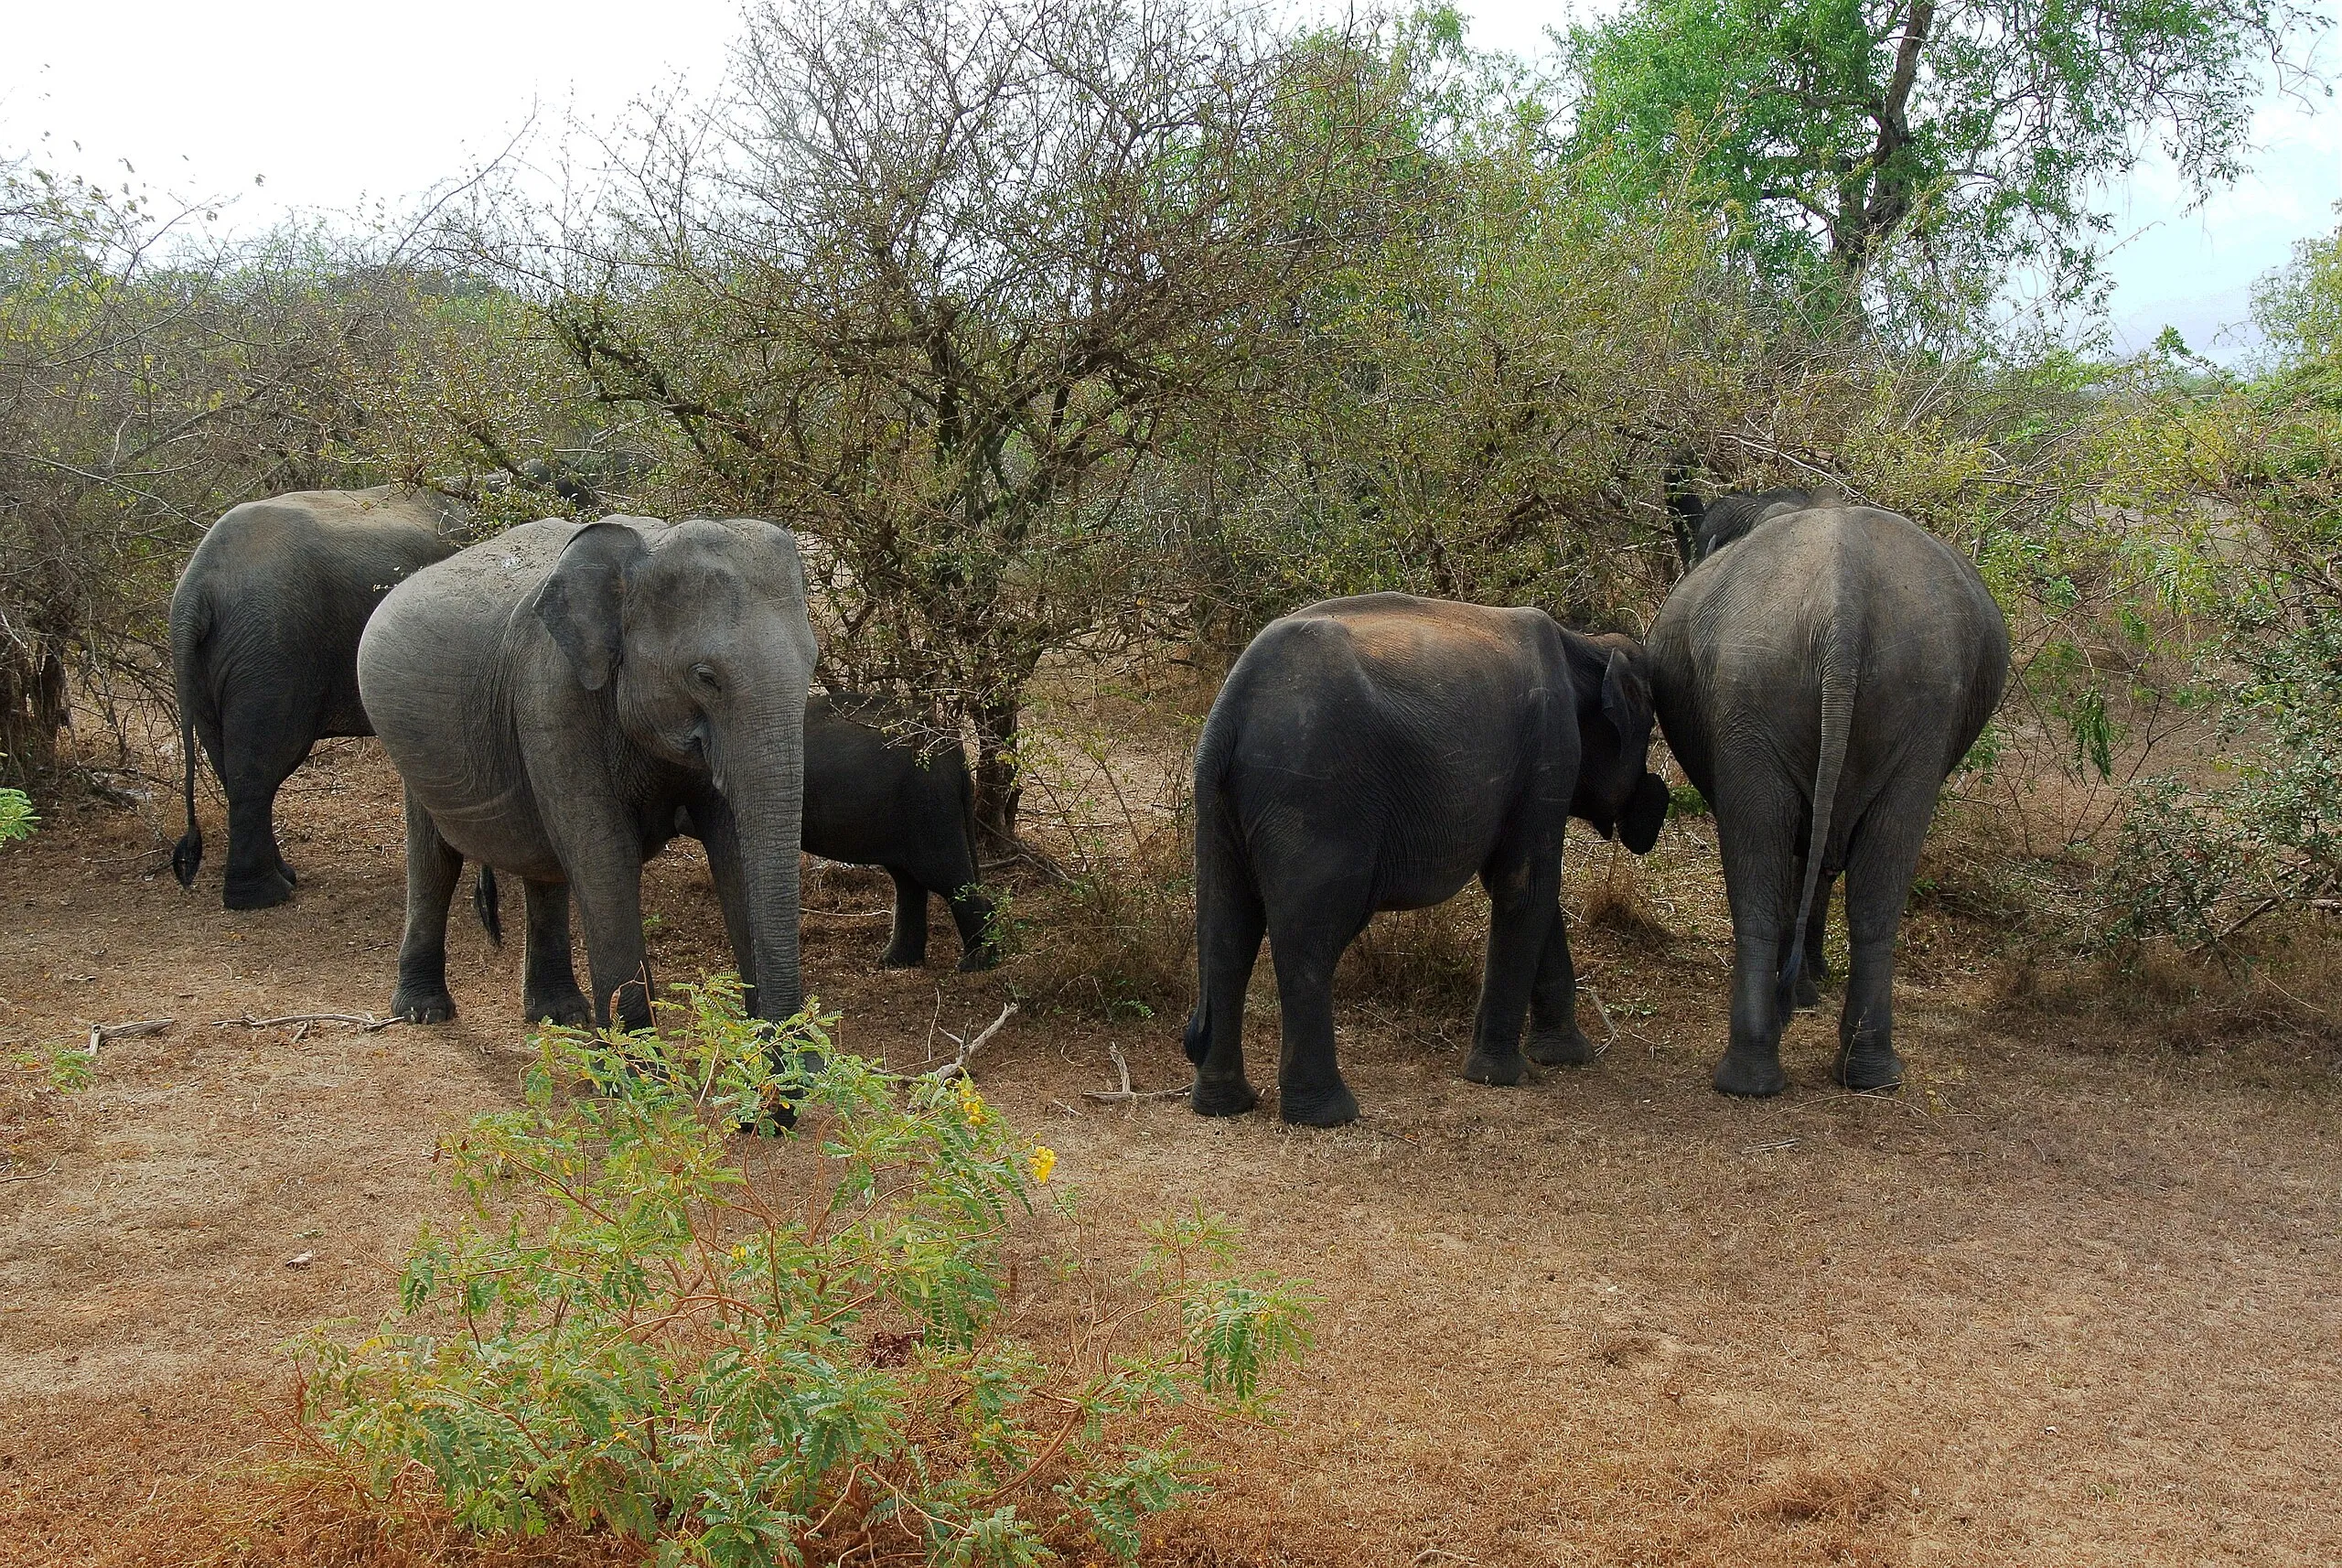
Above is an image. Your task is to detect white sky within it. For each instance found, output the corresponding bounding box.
[4,0,2336,360]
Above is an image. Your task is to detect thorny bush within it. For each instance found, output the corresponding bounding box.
[293,977,1313,1567]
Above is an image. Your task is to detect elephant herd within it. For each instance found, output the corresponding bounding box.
[168,484,2007,1126]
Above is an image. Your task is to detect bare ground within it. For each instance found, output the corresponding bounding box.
[4,733,2340,1566]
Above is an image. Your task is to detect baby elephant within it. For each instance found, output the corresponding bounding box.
[802,693,998,972]
[1184,592,1671,1125]
[169,487,464,908]
[475,691,999,973]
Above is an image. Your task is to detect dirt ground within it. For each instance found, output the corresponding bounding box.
[5,729,2340,1567]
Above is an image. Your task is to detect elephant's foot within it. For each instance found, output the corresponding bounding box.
[523,988,593,1029]
[1713,1047,1788,1097]
[276,857,298,890]
[391,983,457,1025]
[1792,973,1821,1010]
[1190,1074,1260,1117]
[1525,1025,1596,1068]
[879,940,929,970]
[1462,1045,1528,1087]
[1277,1079,1360,1127]
[223,869,295,910]
[1833,1043,1905,1093]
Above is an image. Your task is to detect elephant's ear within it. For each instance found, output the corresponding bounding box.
[1620,771,1669,855]
[533,520,649,692]
[1600,649,1653,746]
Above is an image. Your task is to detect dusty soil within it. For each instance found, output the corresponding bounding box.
[4,730,2340,1566]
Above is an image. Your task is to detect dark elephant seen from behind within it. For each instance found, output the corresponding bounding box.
[1183,592,1670,1126]
[169,487,464,908]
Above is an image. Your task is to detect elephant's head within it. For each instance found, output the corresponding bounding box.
[1562,629,1670,855]
[533,516,820,1018]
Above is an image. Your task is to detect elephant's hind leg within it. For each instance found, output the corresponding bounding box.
[219,696,313,909]
[1712,775,1803,1097]
[1187,859,1266,1117]
[390,789,462,1023]
[879,868,931,968]
[1834,781,1934,1092]
[521,879,591,1027]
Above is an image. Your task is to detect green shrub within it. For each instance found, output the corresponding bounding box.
[295,977,1311,1566]
[0,785,34,844]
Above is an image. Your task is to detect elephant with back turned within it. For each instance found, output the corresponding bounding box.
[357,515,818,1031]
[1649,496,2007,1096]
[169,487,464,908]
[1184,592,1671,1125]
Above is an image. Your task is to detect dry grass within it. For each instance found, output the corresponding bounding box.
[8,698,2342,1567]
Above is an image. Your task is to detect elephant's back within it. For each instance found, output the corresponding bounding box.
[359,520,579,758]
[179,489,464,638]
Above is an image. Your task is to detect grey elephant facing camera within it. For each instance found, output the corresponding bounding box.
[357,515,819,1031]
[1183,592,1671,1126]
[168,487,464,908]
[1649,498,2008,1098]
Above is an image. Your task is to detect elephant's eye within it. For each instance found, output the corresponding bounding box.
[691,663,722,693]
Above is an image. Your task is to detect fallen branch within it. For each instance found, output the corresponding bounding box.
[216,1012,403,1034]
[932,1002,1017,1083]
[1579,987,1618,1055]
[85,1016,174,1062]
[0,1163,59,1186]
[1082,1042,1191,1104]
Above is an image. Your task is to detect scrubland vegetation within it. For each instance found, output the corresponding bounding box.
[5,0,2340,1561]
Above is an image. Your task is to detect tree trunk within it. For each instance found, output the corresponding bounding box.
[971,690,1026,858]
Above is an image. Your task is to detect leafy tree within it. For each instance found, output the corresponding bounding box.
[1559,0,2328,297]
[467,0,1423,849]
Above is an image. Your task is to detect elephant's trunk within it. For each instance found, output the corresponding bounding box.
[725,717,808,1023]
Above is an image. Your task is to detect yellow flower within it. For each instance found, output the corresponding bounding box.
[955,1074,988,1124]
[1029,1144,1057,1184]
[729,1243,749,1265]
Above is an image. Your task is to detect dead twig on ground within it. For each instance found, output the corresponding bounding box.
[1579,987,1618,1056]
[932,1002,1016,1082]
[0,1162,60,1185]
[84,1015,173,1062]
[1083,1041,1190,1103]
[215,1012,403,1033]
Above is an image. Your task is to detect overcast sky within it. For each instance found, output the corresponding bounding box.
[4,0,2335,360]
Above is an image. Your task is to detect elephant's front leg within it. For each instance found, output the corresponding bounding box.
[1524,907,1597,1068]
[520,878,592,1027]
[390,788,462,1023]
[556,810,653,1031]
[1464,857,1560,1087]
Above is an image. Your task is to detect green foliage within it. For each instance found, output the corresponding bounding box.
[0,785,35,844]
[2103,607,2342,948]
[296,978,1311,1566]
[1561,0,2326,301]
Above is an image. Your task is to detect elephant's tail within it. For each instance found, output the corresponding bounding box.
[168,590,210,890]
[1778,638,1856,1018]
[473,864,503,949]
[1182,701,1244,1068]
